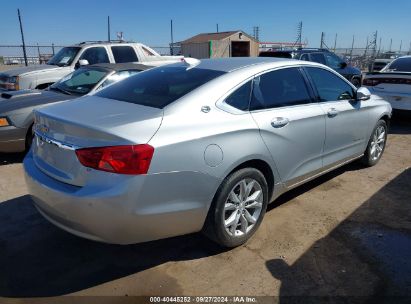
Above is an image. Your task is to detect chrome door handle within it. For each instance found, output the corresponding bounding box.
[327,108,339,117]
[271,117,289,128]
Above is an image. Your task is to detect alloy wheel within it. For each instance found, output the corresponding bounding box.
[370,125,386,161]
[223,178,263,237]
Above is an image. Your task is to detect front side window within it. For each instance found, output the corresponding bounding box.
[111,46,138,63]
[47,47,81,66]
[80,47,109,65]
[385,57,411,72]
[305,67,355,102]
[309,53,326,65]
[224,81,252,111]
[96,66,226,108]
[250,68,312,110]
[300,54,309,61]
[50,68,108,95]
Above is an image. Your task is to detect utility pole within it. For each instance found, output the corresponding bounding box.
[320,32,325,48]
[17,9,28,66]
[333,33,337,51]
[216,24,219,33]
[107,16,111,41]
[170,19,174,55]
[389,38,392,52]
[252,26,260,42]
[349,35,355,63]
[399,40,402,53]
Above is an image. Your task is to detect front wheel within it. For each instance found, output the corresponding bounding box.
[351,77,361,88]
[361,119,387,167]
[203,168,268,248]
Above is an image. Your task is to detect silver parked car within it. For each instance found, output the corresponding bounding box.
[24,58,392,247]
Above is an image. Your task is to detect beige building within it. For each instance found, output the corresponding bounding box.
[180,31,259,59]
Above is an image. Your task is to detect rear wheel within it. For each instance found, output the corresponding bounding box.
[203,168,268,247]
[361,119,387,167]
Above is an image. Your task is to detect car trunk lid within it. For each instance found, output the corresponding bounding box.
[32,95,163,186]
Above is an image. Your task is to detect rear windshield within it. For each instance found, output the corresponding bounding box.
[387,57,411,72]
[96,66,226,108]
[259,51,292,58]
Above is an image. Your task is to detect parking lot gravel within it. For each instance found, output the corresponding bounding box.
[0,113,410,300]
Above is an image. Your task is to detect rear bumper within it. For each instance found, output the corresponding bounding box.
[0,125,27,153]
[24,151,219,244]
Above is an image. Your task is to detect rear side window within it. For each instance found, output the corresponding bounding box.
[305,67,355,101]
[387,57,411,72]
[224,81,252,111]
[309,53,326,65]
[96,67,226,108]
[111,46,138,63]
[80,47,109,64]
[250,67,312,110]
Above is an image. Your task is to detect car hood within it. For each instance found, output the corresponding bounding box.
[0,65,67,77]
[344,65,361,75]
[0,89,76,114]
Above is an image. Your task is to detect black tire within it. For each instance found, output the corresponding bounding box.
[25,124,34,152]
[203,168,268,248]
[361,119,388,167]
[351,77,361,88]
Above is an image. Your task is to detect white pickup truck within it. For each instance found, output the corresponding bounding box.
[0,41,182,91]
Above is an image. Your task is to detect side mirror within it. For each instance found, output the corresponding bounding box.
[356,87,371,101]
[339,62,347,69]
[78,59,89,66]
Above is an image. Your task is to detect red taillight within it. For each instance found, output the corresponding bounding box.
[75,144,154,175]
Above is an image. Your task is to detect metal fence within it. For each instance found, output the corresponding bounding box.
[0,44,65,65]
[333,48,410,71]
[1,43,408,71]
[0,44,180,66]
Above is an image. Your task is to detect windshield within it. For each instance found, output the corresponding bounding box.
[50,67,108,95]
[324,53,344,69]
[385,57,411,72]
[47,47,81,66]
[96,66,226,108]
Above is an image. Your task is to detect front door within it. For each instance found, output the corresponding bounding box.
[304,66,369,167]
[250,67,325,186]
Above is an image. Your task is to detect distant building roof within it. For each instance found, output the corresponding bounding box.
[181,31,244,44]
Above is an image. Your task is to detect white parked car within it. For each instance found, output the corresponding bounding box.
[363,56,411,110]
[0,41,182,91]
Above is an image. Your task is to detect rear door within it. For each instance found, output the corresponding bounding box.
[304,66,368,167]
[250,67,326,187]
[111,46,139,63]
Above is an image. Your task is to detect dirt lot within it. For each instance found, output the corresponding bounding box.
[0,113,410,302]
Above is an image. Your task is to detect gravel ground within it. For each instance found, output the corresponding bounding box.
[0,112,410,302]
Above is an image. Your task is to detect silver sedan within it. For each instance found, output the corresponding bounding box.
[24,58,392,247]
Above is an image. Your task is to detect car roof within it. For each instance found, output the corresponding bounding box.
[188,57,297,72]
[86,63,153,72]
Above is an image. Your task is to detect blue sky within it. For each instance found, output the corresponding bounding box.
[1,0,410,51]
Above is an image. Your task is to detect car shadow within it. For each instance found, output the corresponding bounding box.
[389,110,411,135]
[0,152,25,166]
[266,168,411,303]
[0,195,226,297]
[268,160,364,212]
